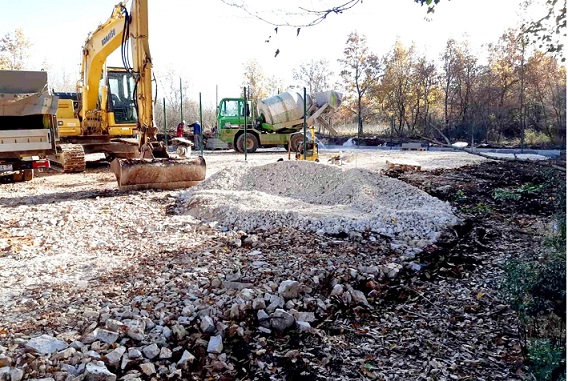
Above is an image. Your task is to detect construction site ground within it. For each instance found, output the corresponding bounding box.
[0,148,564,380]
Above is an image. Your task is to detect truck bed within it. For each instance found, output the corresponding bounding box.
[0,70,58,159]
[0,128,55,159]
[0,70,58,179]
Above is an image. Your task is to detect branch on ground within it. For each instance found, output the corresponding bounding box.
[420,132,566,172]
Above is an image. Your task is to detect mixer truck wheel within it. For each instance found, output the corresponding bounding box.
[290,134,304,152]
[236,134,259,153]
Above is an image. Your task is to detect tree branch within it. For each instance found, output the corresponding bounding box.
[218,0,362,28]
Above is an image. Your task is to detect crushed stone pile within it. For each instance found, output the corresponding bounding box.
[177,161,459,248]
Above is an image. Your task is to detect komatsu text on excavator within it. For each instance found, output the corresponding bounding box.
[53,0,205,190]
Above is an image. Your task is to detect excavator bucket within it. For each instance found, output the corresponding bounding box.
[110,156,206,191]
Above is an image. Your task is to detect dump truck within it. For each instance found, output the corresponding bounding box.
[217,90,342,153]
[0,70,57,182]
[52,0,206,190]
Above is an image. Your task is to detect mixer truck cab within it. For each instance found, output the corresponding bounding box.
[217,97,263,153]
[218,98,252,130]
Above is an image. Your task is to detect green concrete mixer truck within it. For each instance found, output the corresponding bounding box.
[215,90,342,153]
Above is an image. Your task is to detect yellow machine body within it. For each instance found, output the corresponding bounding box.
[54,0,206,189]
[294,126,319,162]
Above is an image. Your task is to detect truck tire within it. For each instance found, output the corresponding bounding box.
[233,138,242,153]
[236,134,259,153]
[289,134,304,152]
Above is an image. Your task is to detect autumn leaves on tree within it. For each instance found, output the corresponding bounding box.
[334,30,565,146]
[0,28,31,70]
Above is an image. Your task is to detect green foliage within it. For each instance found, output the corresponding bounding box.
[493,184,546,202]
[450,189,468,202]
[450,190,492,214]
[547,171,566,253]
[502,252,565,319]
[502,259,540,317]
[502,243,566,380]
[414,0,441,13]
[518,184,546,195]
[493,188,522,201]
[460,202,492,215]
[531,254,566,317]
[527,339,566,381]
[525,129,553,146]
[500,171,566,380]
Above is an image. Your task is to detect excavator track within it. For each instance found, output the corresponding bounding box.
[51,144,86,173]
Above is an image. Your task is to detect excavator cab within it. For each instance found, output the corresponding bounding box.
[106,68,137,127]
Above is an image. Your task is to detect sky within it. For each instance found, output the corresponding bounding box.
[0,0,539,108]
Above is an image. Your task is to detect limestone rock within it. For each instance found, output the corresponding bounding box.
[26,335,68,355]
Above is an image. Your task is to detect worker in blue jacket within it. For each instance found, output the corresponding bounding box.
[190,121,202,149]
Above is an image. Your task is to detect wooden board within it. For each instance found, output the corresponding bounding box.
[386,160,421,171]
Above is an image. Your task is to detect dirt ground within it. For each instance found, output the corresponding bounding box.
[0,148,565,380]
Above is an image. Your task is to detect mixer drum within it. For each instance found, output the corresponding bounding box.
[257,91,313,126]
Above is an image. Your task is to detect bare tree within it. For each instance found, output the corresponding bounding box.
[292,59,333,95]
[338,32,382,140]
[486,30,525,143]
[375,40,416,136]
[525,51,567,144]
[0,28,32,70]
[153,67,200,135]
[439,38,480,142]
[242,59,269,104]
[411,56,440,135]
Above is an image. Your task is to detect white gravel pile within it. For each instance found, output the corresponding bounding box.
[178,161,459,248]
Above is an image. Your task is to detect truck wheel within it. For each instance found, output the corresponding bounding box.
[290,134,304,152]
[236,134,259,153]
[233,137,242,153]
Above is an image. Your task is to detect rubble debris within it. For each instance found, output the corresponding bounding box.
[1,156,562,380]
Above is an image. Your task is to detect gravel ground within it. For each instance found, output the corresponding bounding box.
[201,149,489,176]
[0,149,486,321]
[0,149,500,380]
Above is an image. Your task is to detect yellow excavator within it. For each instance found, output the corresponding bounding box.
[53,0,205,190]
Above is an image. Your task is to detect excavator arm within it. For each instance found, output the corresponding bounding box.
[128,0,155,144]
[80,3,128,116]
[80,0,155,143]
